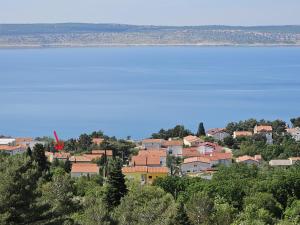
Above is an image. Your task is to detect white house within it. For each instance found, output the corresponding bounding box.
[254,125,273,144]
[142,139,164,149]
[286,127,300,141]
[198,142,215,155]
[0,138,16,146]
[183,135,202,147]
[71,163,99,178]
[0,145,25,155]
[164,140,183,157]
[206,128,230,141]
[181,157,212,174]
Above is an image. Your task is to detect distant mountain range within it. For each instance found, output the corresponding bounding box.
[0,23,300,47]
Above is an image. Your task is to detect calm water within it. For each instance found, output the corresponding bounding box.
[1,47,300,139]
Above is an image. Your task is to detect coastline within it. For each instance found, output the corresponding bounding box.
[0,43,300,49]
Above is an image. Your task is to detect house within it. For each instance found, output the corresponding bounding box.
[164,140,183,156]
[48,152,71,162]
[254,125,273,144]
[0,145,25,155]
[71,163,99,178]
[181,157,212,174]
[91,149,113,157]
[130,150,167,167]
[122,166,168,184]
[181,152,232,175]
[0,138,16,146]
[269,160,292,167]
[289,157,300,165]
[92,138,104,145]
[183,135,203,147]
[236,155,262,165]
[142,139,164,149]
[286,127,300,141]
[233,131,253,139]
[198,142,220,155]
[206,128,230,141]
[182,147,202,158]
[70,155,92,163]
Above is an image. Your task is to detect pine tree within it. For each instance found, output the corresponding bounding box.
[104,159,128,210]
[174,203,192,225]
[32,143,49,173]
[197,122,206,136]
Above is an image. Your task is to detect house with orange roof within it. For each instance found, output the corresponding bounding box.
[163,140,183,156]
[69,155,93,164]
[183,135,203,147]
[130,150,166,167]
[254,125,273,144]
[142,139,164,149]
[233,131,253,139]
[47,152,71,162]
[0,145,25,155]
[206,128,230,141]
[182,147,202,158]
[181,152,232,175]
[91,149,113,157]
[236,155,262,165]
[122,166,168,184]
[71,163,99,178]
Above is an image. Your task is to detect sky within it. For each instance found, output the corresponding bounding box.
[0,0,299,26]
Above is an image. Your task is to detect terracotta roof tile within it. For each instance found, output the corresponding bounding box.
[71,163,99,173]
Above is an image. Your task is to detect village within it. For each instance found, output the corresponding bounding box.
[1,122,300,185]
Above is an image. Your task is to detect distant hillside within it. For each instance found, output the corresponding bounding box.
[0,23,300,47]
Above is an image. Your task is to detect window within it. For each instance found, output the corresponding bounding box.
[149,176,152,179]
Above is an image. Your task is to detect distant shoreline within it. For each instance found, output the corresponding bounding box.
[1,43,300,49]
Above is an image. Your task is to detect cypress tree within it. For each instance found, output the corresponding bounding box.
[64,158,72,173]
[197,122,206,136]
[174,203,192,225]
[32,144,49,173]
[104,159,128,210]
[26,147,32,157]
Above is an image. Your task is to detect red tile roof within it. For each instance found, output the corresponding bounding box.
[142,139,163,143]
[122,166,168,173]
[184,135,201,143]
[71,163,99,173]
[182,147,202,157]
[0,145,23,151]
[234,131,253,137]
[236,155,259,163]
[207,128,227,135]
[91,150,113,156]
[256,125,272,132]
[164,140,183,146]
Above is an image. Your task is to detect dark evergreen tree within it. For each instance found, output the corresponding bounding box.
[173,203,192,225]
[197,122,206,136]
[64,158,72,173]
[32,143,49,173]
[104,159,128,210]
[78,133,92,151]
[26,146,32,157]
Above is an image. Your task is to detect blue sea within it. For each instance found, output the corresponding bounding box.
[0,47,300,139]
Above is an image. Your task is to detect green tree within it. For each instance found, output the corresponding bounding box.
[173,203,192,225]
[0,155,60,224]
[284,200,300,224]
[103,159,127,210]
[113,185,176,225]
[211,196,237,225]
[196,122,206,136]
[32,143,49,173]
[186,192,214,225]
[291,117,300,128]
[78,133,92,151]
[64,158,72,173]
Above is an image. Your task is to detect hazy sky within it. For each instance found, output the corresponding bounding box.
[0,0,299,26]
